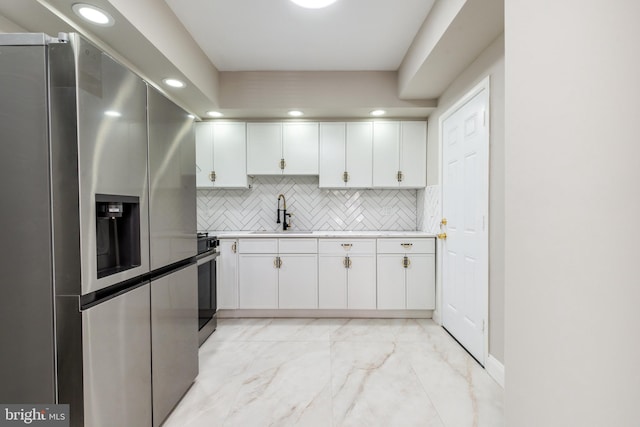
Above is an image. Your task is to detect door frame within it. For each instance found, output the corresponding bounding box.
[437,76,490,365]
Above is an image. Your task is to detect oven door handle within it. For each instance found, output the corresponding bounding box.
[197,252,219,266]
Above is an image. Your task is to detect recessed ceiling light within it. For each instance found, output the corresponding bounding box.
[206,111,224,118]
[290,0,338,9]
[72,3,115,26]
[163,78,186,88]
[288,110,304,117]
[370,110,386,116]
[104,110,121,117]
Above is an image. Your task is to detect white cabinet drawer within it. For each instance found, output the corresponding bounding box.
[278,238,317,254]
[318,239,375,255]
[376,238,434,254]
[238,238,278,254]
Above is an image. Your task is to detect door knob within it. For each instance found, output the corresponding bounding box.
[437,232,447,240]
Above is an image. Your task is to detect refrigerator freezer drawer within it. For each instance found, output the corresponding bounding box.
[82,284,152,427]
[151,263,199,427]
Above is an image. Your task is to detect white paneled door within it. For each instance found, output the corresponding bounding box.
[441,82,489,364]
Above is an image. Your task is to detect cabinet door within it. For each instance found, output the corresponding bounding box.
[346,122,373,188]
[213,122,248,188]
[217,239,238,309]
[400,121,427,188]
[195,122,214,188]
[318,255,348,309]
[319,122,346,188]
[247,123,282,175]
[238,254,278,308]
[376,254,406,309]
[372,121,400,187]
[278,254,318,309]
[347,254,376,309]
[406,254,435,310]
[283,122,319,175]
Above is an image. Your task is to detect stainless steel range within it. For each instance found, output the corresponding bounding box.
[197,233,219,344]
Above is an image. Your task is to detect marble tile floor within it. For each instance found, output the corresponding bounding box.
[163,318,504,427]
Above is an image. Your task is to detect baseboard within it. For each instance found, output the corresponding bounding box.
[486,354,504,388]
[217,309,434,319]
[432,309,441,325]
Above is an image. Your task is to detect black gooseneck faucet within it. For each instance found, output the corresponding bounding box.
[277,194,290,230]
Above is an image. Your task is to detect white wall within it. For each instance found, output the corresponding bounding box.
[219,71,435,118]
[505,1,640,426]
[426,33,505,363]
[0,14,25,33]
[107,0,220,107]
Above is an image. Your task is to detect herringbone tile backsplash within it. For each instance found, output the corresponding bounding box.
[423,185,441,233]
[198,176,420,232]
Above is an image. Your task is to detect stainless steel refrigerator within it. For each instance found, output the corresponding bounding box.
[0,33,197,427]
[147,85,198,427]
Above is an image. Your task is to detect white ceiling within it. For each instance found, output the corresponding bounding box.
[0,0,503,118]
[165,0,435,71]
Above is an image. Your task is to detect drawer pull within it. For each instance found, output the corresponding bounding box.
[232,242,237,253]
[401,243,413,249]
[341,243,353,250]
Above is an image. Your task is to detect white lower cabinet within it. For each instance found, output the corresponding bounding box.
[318,255,347,308]
[237,238,318,309]
[228,236,434,313]
[238,254,279,309]
[279,254,318,309]
[405,254,435,310]
[318,239,376,309]
[377,254,406,309]
[217,239,238,309]
[376,238,435,310]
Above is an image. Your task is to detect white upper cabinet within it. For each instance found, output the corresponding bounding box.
[400,121,427,187]
[283,123,319,175]
[195,122,248,188]
[319,123,346,188]
[373,122,400,187]
[247,122,319,175]
[246,123,282,175]
[213,123,248,187]
[347,122,374,187]
[195,122,214,188]
[372,121,426,188]
[319,122,373,188]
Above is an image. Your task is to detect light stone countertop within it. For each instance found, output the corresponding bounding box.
[208,230,437,238]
